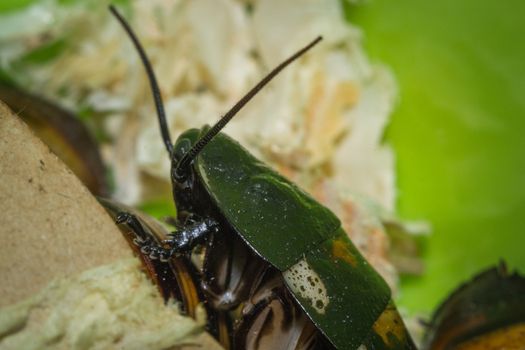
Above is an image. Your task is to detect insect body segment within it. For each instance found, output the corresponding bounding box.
[175,128,395,349]
[186,127,341,270]
[109,5,416,349]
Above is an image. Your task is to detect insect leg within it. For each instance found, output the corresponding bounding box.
[116,211,151,245]
[164,218,219,256]
[235,279,327,350]
[117,212,219,261]
[116,211,171,260]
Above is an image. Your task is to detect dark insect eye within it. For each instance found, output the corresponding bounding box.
[173,164,189,183]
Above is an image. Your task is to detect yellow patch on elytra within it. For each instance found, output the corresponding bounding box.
[372,304,407,347]
[331,239,357,266]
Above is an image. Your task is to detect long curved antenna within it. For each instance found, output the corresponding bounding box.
[109,5,174,156]
[174,36,323,180]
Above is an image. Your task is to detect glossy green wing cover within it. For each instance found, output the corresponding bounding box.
[283,228,391,349]
[189,128,340,271]
[177,128,395,348]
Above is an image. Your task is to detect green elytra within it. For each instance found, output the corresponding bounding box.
[175,128,396,348]
[110,5,415,349]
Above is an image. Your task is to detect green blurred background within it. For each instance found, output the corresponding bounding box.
[346,0,525,314]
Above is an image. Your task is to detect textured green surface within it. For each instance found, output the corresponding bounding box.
[347,1,525,314]
[190,128,340,271]
[178,129,397,348]
[286,228,391,349]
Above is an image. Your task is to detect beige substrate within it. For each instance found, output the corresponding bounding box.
[0,102,222,349]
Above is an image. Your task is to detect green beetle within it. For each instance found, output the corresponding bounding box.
[110,6,415,350]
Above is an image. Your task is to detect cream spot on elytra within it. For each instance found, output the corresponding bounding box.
[283,259,329,314]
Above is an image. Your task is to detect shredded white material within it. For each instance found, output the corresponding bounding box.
[0,258,207,350]
[0,0,397,211]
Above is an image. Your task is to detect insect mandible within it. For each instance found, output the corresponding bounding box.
[109,5,416,350]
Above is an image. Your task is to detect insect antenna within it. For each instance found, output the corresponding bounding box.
[174,36,323,180]
[109,5,174,156]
